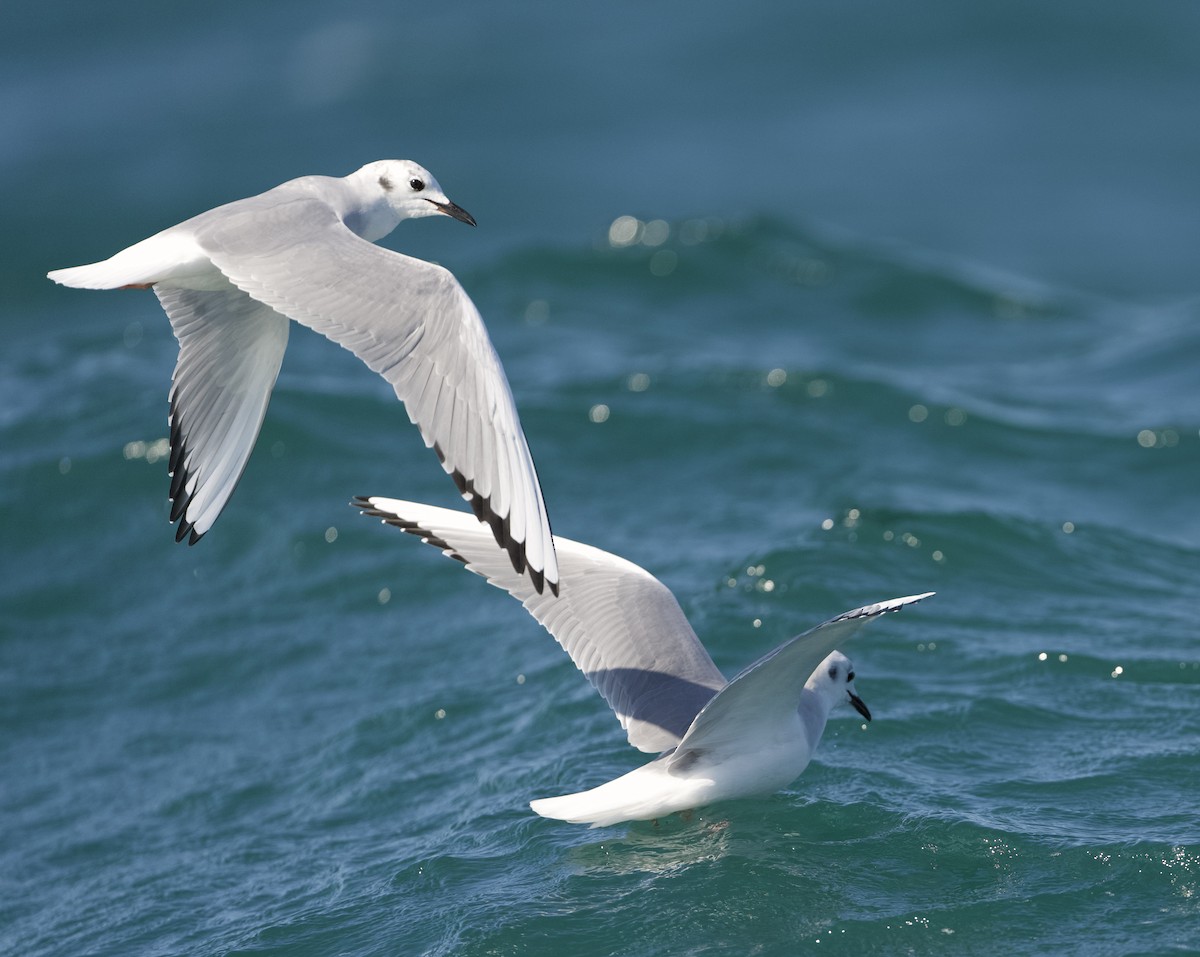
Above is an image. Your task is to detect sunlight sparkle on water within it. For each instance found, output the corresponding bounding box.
[123,438,170,464]
[608,216,642,247]
[640,219,670,246]
[524,299,550,325]
[1137,428,1179,449]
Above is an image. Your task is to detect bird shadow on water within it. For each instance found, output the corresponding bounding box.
[556,795,845,878]
[559,816,733,877]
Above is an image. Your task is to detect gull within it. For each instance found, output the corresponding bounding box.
[354,495,933,827]
[48,161,558,594]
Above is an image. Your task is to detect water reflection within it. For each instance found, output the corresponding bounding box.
[564,813,733,875]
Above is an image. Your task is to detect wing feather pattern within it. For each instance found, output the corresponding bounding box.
[156,282,290,543]
[354,496,727,752]
[201,201,558,593]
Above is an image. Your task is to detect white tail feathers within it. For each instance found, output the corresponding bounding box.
[529,759,714,828]
[529,794,611,827]
[48,232,205,290]
[530,791,646,829]
[46,260,133,290]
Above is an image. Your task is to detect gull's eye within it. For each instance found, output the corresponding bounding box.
[847,671,856,682]
[409,178,425,192]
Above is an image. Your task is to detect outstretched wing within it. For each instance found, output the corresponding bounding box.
[673,593,934,758]
[355,496,727,752]
[201,200,558,595]
[157,283,290,543]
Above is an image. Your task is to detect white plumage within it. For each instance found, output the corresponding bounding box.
[48,160,558,595]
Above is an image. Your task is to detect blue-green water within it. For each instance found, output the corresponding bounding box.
[4,3,1199,955]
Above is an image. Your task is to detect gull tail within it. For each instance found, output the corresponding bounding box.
[529,760,706,828]
[48,232,202,290]
[529,793,622,828]
[529,785,655,829]
[47,260,135,290]
[48,252,156,290]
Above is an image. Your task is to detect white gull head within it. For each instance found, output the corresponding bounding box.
[342,160,477,241]
[807,650,872,728]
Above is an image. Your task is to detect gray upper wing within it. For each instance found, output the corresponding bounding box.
[673,593,934,759]
[199,199,558,594]
[355,496,728,752]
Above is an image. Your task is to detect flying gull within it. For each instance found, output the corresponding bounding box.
[48,161,558,594]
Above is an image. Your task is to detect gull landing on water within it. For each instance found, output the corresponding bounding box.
[354,495,933,828]
[48,161,558,595]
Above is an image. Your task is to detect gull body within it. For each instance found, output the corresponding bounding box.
[48,161,558,594]
[355,495,932,827]
[527,650,866,827]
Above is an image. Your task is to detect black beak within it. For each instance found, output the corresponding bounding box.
[849,691,872,722]
[428,198,477,227]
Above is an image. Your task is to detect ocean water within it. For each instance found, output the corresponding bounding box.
[3,2,1199,955]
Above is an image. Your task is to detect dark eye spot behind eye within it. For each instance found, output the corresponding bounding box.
[409,178,425,191]
[828,665,838,679]
[378,174,393,191]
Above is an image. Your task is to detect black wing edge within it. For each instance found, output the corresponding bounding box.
[350,496,469,565]
[829,592,937,624]
[432,442,558,597]
[167,391,204,546]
